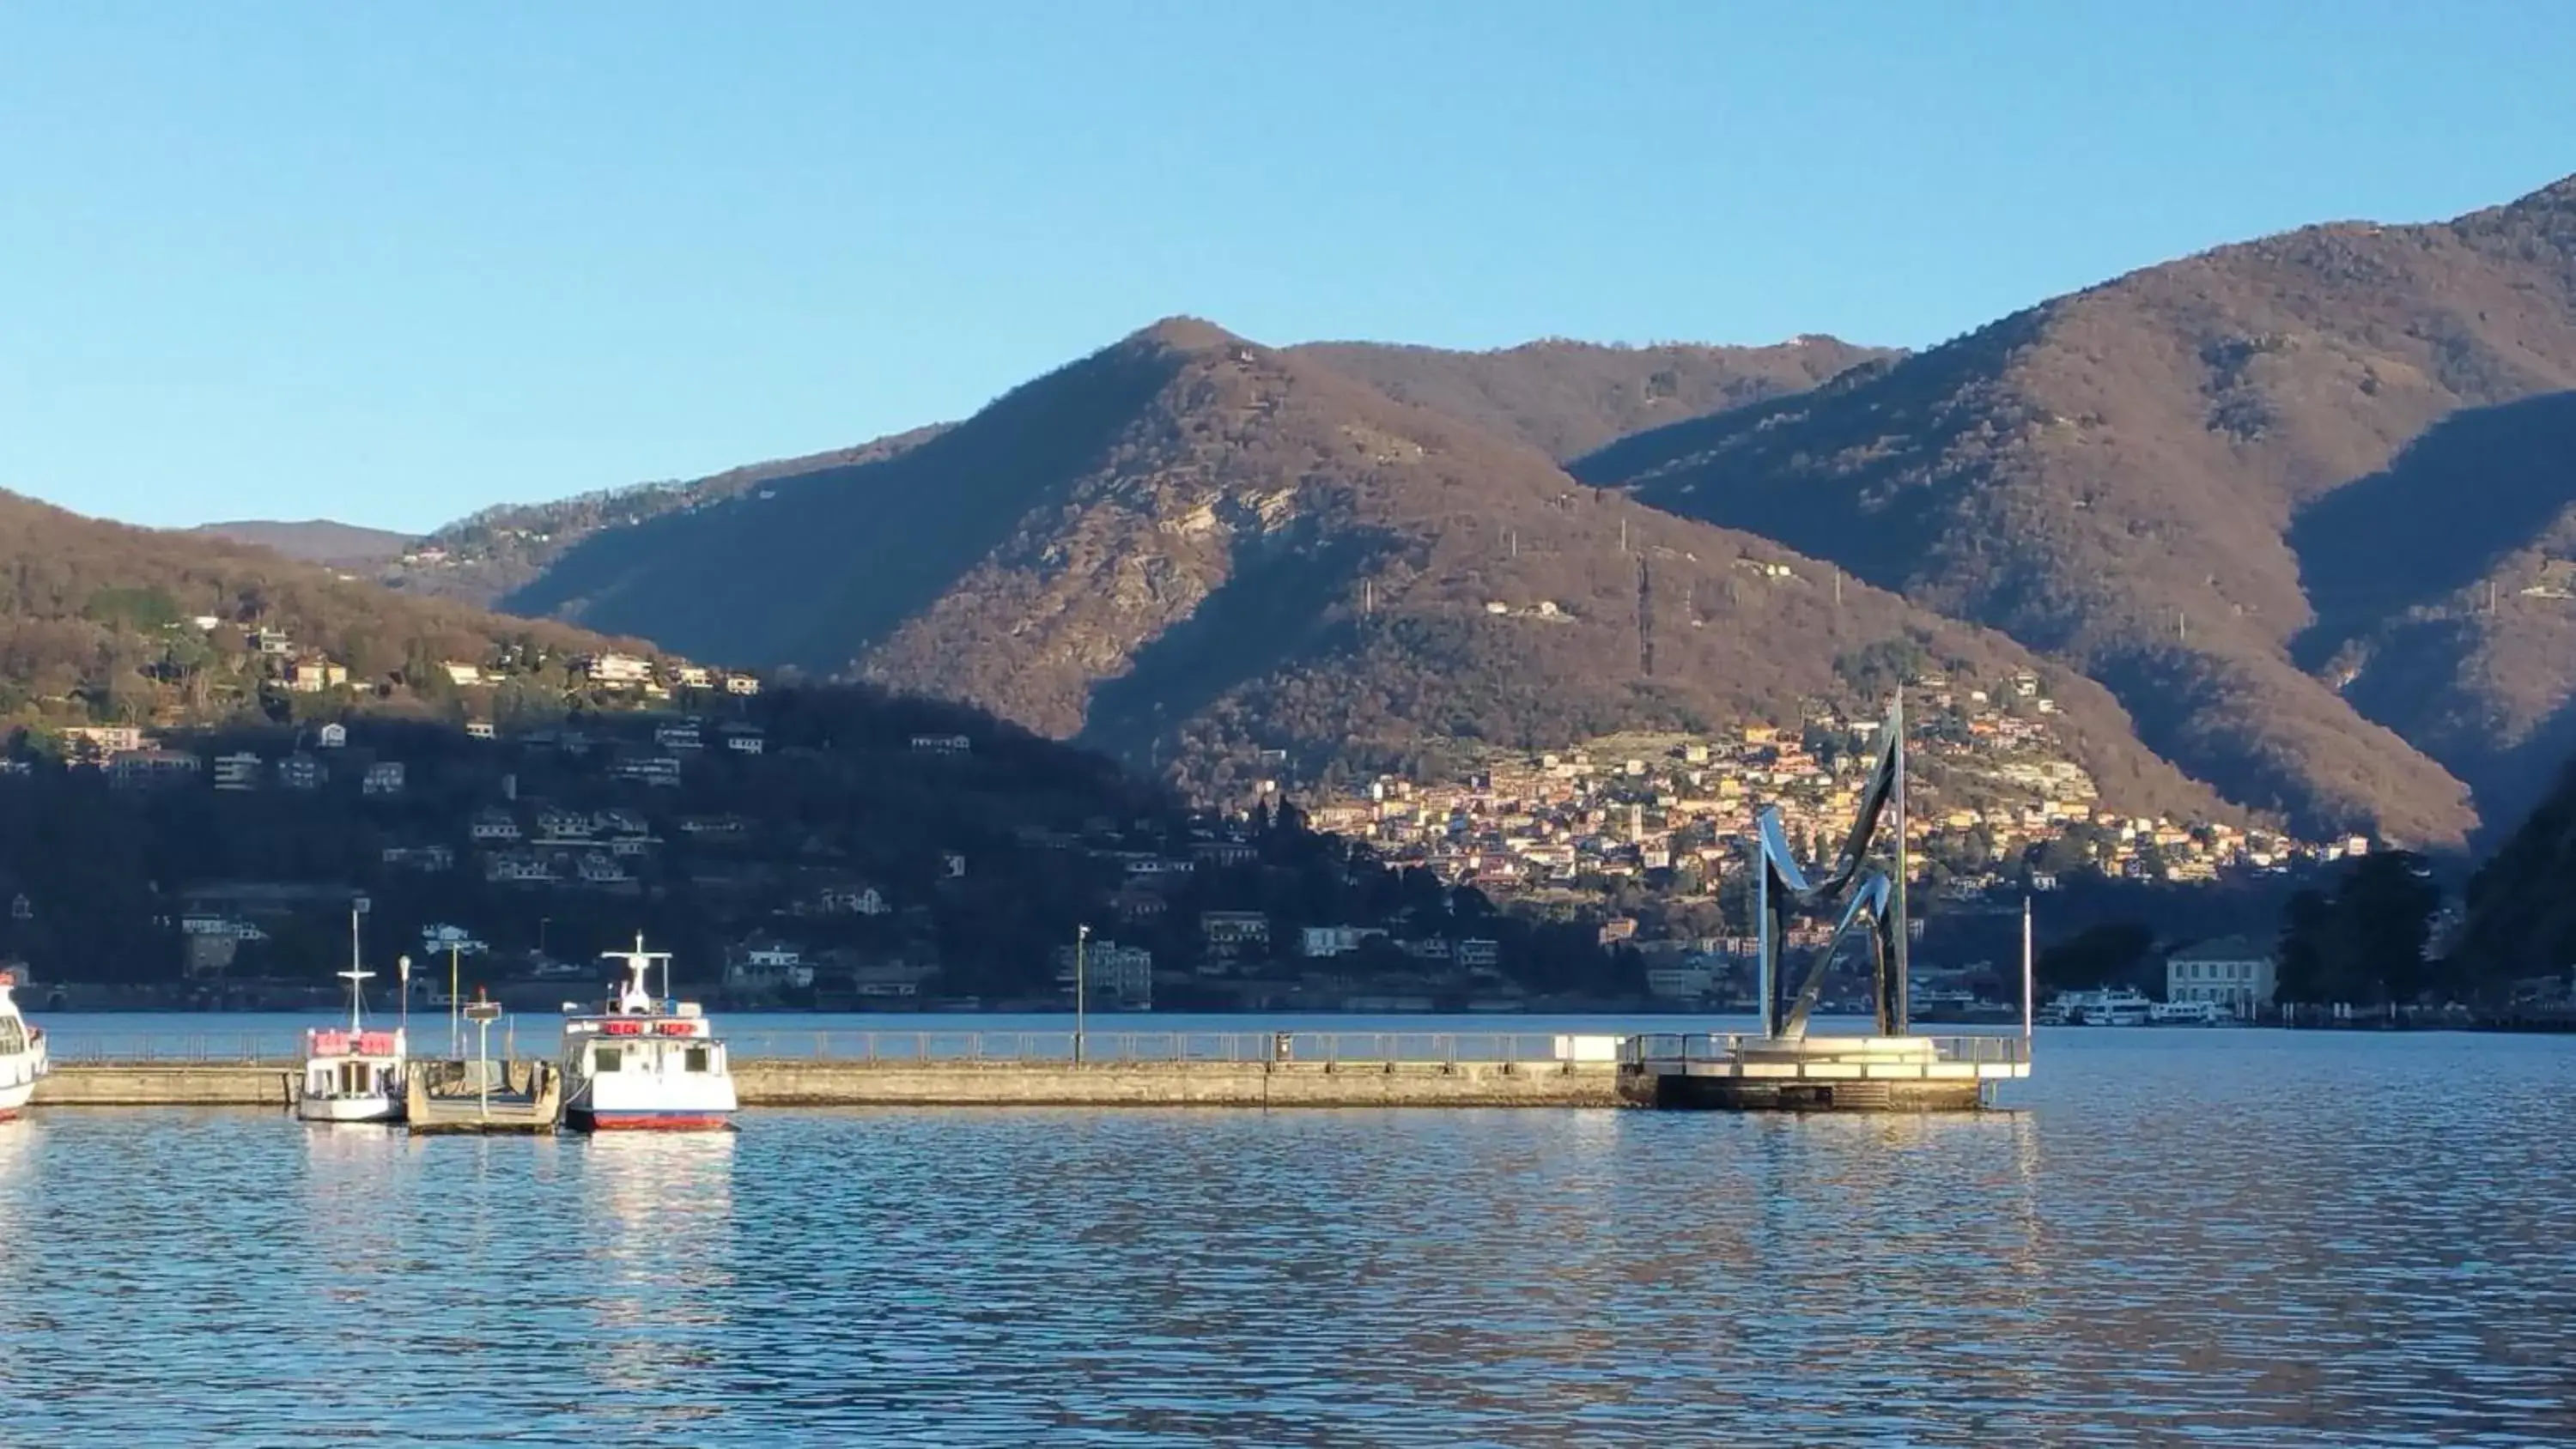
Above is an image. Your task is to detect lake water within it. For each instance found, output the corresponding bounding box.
[3,1028,2572,1445]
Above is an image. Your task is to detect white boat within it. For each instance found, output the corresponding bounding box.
[2044,987,2153,1025]
[298,912,407,1124]
[0,969,49,1119]
[2088,987,2153,1026]
[2150,999,2227,1026]
[560,934,737,1131]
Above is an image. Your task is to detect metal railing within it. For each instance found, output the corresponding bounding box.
[1619,1032,2031,1067]
[45,1029,1623,1067]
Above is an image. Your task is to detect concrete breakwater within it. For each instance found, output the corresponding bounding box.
[33,1058,1623,1110]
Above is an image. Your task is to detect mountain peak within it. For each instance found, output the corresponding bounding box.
[1126,316,1244,354]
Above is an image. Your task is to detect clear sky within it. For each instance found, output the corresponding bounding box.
[5,2,2572,535]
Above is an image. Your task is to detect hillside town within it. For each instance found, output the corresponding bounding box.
[2,663,2380,1021]
[1314,672,2360,899]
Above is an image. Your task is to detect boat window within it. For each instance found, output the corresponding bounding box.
[592,1046,623,1073]
[685,1046,710,1073]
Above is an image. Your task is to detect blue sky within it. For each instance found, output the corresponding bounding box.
[4,2,2572,534]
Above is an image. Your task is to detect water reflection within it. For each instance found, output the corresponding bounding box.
[572,1131,740,1413]
[0,1034,2569,1444]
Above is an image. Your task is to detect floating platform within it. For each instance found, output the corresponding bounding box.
[1618,1033,2029,1112]
[404,1059,562,1135]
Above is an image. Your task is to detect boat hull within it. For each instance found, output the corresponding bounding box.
[568,1107,736,1131]
[297,1094,404,1125]
[0,1051,44,1119]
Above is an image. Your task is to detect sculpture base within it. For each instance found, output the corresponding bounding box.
[1617,1033,2026,1113]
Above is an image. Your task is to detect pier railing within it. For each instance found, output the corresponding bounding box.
[1619,1033,2032,1068]
[46,1029,1624,1068]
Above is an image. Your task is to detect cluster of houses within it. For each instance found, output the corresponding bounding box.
[573,652,761,698]
[1305,677,2358,905]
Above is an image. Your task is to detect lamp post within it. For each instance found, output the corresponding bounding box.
[1074,924,1090,1067]
[398,955,410,1041]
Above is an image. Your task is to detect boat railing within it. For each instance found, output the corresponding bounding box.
[46,1034,298,1065]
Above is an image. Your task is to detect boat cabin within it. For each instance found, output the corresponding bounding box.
[304,1028,404,1101]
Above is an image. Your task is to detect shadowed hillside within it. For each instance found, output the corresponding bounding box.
[1582,174,2576,846]
[389,426,953,607]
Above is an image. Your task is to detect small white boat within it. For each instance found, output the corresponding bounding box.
[560,934,737,1131]
[0,970,49,1120]
[298,917,407,1124]
[2150,999,2227,1026]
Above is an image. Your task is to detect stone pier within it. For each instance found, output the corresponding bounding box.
[33,1058,1622,1111]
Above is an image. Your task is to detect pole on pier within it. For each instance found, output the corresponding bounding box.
[2022,895,2035,1045]
[1755,843,1775,1040]
[1889,690,1910,1035]
[1073,924,1090,1066]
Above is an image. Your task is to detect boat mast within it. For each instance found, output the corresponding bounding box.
[343,905,372,1034]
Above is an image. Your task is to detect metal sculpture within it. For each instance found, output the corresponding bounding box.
[1753,694,1910,1040]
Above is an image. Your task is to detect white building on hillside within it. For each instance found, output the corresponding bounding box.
[2165,936,2277,1018]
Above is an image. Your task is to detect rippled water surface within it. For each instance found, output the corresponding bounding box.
[3,1030,2573,1445]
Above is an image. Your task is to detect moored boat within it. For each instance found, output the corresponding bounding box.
[2089,987,2153,1026]
[299,958,407,1124]
[561,934,737,1131]
[0,970,49,1120]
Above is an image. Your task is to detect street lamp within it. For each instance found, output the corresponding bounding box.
[1074,924,1090,1067]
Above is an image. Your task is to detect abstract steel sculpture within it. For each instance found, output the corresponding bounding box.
[1753,694,1910,1041]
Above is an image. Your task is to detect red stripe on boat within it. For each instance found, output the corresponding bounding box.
[574,1111,732,1131]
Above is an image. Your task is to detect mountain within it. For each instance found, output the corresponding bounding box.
[192,519,414,567]
[495,317,2222,816]
[386,425,952,606]
[1581,175,2576,846]
[0,489,664,729]
[1288,336,1895,461]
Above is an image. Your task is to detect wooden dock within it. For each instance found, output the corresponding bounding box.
[404,1059,561,1135]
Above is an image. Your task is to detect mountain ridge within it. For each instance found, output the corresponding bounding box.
[192,519,415,567]
[1581,173,2576,846]
[489,316,2228,822]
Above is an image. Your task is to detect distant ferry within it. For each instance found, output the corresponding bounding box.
[1909,987,2019,1025]
[560,935,737,1131]
[0,971,48,1119]
[2043,987,2154,1026]
[2149,999,2228,1026]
